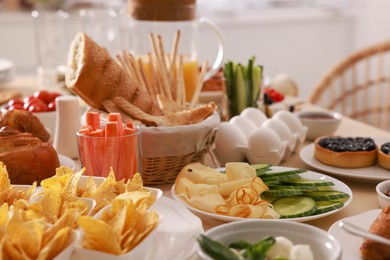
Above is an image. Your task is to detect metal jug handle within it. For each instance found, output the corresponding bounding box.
[199,17,224,81]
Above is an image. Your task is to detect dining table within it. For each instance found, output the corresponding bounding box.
[2,75,390,255]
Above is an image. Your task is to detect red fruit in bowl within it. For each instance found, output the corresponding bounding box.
[47,101,56,111]
[28,102,49,112]
[7,98,24,107]
[34,90,53,104]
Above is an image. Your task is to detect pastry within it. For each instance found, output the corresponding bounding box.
[0,126,59,185]
[360,204,390,260]
[378,142,390,170]
[0,109,51,142]
[314,136,377,168]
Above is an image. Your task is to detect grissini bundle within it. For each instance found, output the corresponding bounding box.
[65,32,163,116]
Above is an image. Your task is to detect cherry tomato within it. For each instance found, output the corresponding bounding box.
[8,104,24,111]
[23,97,40,110]
[23,95,37,104]
[47,101,56,111]
[28,102,49,112]
[7,98,24,107]
[50,92,62,103]
[34,90,52,104]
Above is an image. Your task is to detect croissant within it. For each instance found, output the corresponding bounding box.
[360,204,390,260]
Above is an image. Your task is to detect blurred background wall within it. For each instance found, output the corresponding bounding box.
[0,0,389,99]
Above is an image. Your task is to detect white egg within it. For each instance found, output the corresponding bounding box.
[229,116,257,140]
[215,122,247,154]
[273,110,304,135]
[262,118,293,144]
[240,107,268,127]
[247,127,282,158]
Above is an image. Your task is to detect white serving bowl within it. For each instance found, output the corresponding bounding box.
[376,179,390,208]
[296,110,342,141]
[198,219,341,260]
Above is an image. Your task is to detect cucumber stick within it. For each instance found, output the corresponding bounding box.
[252,65,263,104]
[236,65,247,114]
[314,201,344,215]
[273,196,317,218]
[258,169,307,178]
[223,57,263,117]
[304,191,350,201]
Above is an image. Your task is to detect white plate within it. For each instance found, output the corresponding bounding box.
[328,209,381,260]
[171,166,352,223]
[58,154,76,171]
[299,138,390,183]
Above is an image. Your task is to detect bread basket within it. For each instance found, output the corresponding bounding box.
[141,111,220,185]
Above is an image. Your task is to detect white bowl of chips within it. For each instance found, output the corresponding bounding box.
[73,198,160,260]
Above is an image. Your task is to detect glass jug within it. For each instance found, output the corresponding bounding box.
[121,0,224,103]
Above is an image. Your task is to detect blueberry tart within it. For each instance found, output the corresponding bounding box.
[314,136,377,168]
[378,142,390,170]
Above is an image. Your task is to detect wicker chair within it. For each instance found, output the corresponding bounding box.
[308,40,390,131]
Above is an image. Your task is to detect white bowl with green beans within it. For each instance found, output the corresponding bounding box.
[197,219,341,260]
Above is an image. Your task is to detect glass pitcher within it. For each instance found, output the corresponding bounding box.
[121,0,224,103]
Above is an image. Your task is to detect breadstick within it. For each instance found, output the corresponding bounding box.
[190,61,208,108]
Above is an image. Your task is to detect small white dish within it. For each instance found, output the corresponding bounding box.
[296,110,342,141]
[199,219,341,260]
[376,179,390,208]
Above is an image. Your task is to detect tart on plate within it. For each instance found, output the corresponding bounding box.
[378,142,390,170]
[314,136,377,168]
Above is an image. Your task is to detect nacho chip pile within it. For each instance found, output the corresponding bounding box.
[0,161,160,258]
[78,199,159,255]
[0,203,76,260]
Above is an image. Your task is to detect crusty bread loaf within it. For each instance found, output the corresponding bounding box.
[0,109,51,142]
[360,205,390,260]
[65,32,163,116]
[0,127,59,184]
[314,136,377,168]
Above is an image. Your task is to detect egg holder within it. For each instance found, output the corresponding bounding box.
[214,108,307,165]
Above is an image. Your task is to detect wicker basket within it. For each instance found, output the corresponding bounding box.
[140,111,220,185]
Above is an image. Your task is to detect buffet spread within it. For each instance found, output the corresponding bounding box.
[1,1,390,259]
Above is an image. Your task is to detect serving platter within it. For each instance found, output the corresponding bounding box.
[300,138,390,183]
[328,209,381,260]
[171,166,352,223]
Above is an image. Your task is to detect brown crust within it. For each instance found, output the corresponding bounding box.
[378,149,390,170]
[360,205,390,260]
[0,128,59,184]
[66,32,163,116]
[0,110,51,142]
[313,136,377,168]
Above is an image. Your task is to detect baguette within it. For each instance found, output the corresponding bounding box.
[65,32,163,116]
